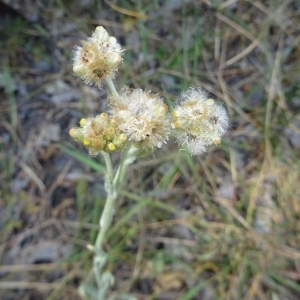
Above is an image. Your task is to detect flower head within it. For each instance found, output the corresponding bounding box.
[172,88,229,155]
[174,132,207,156]
[69,112,127,155]
[73,26,124,87]
[109,86,170,149]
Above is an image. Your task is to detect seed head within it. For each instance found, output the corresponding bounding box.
[109,86,170,149]
[172,88,229,155]
[174,132,207,156]
[73,26,124,87]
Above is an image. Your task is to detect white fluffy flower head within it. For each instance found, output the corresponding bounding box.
[109,87,170,149]
[172,88,229,155]
[73,26,124,87]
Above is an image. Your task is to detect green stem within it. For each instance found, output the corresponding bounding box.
[92,152,116,291]
[95,144,136,252]
[113,143,132,190]
[92,144,137,298]
[105,78,119,97]
[95,152,116,252]
[102,151,113,183]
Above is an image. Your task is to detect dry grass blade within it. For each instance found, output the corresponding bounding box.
[222,39,260,67]
[0,282,59,290]
[0,264,64,272]
[18,160,45,192]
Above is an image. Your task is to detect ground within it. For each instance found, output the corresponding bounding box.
[1,0,300,299]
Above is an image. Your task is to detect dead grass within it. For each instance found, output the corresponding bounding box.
[0,0,300,299]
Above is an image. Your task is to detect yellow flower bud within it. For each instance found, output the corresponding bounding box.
[69,128,84,143]
[69,128,76,137]
[96,113,109,125]
[104,142,116,153]
[108,143,115,151]
[83,139,91,146]
[92,138,106,151]
[103,127,115,141]
[80,118,87,127]
[113,134,127,149]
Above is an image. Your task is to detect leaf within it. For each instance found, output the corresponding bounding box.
[58,144,105,174]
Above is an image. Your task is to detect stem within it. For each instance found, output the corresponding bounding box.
[113,143,132,190]
[105,78,119,97]
[92,145,137,298]
[94,145,136,252]
[95,152,116,251]
[102,151,113,182]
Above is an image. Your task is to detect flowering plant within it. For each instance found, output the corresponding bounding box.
[70,26,229,300]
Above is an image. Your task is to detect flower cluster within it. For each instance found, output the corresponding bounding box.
[69,113,127,155]
[109,86,170,149]
[172,88,229,155]
[70,27,229,156]
[73,26,123,87]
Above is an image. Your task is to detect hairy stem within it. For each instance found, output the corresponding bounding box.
[92,152,116,291]
[105,78,119,97]
[95,152,116,251]
[92,145,137,297]
[113,143,132,190]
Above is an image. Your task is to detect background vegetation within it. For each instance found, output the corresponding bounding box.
[1,0,300,299]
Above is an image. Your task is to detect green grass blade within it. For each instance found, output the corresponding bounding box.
[58,144,105,173]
